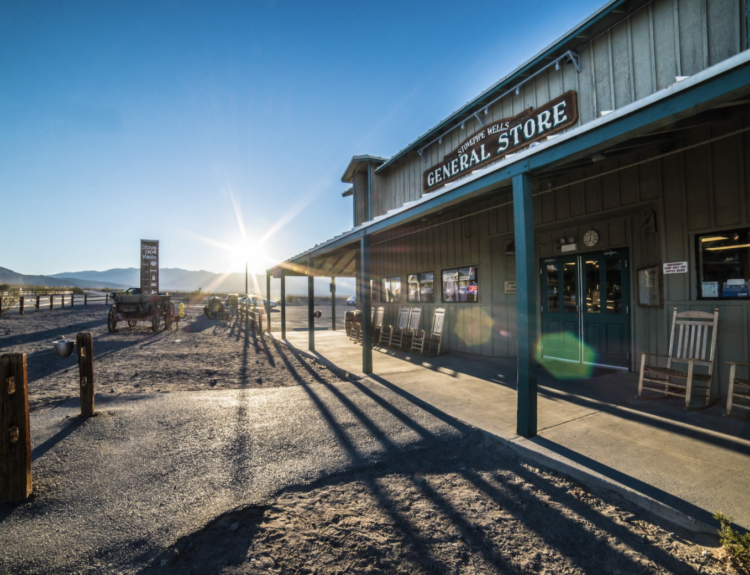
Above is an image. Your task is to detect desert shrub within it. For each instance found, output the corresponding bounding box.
[72,287,85,295]
[715,511,750,566]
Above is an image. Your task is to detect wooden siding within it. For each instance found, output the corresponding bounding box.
[369,0,744,221]
[369,113,750,396]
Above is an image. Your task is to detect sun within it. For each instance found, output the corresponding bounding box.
[229,239,270,274]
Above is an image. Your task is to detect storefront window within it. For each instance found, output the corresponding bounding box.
[381,276,401,303]
[442,266,478,302]
[585,260,600,313]
[697,229,750,299]
[546,264,559,312]
[407,272,434,303]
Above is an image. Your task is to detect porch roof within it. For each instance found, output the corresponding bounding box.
[268,49,750,278]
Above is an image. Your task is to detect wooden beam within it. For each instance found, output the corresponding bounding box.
[513,172,538,439]
[308,262,315,351]
[280,272,286,340]
[361,235,372,374]
[0,353,32,503]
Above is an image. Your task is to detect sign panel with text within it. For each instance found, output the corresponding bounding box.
[423,91,578,192]
[140,240,159,294]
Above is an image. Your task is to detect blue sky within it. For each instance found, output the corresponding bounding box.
[1,0,604,276]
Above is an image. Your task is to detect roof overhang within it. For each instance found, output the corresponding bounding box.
[270,49,750,276]
[375,0,644,173]
[341,155,388,183]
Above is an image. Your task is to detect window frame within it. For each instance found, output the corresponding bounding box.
[407,271,435,304]
[441,265,479,303]
[695,228,750,301]
[380,275,402,303]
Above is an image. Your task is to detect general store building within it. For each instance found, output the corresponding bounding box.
[268,0,750,437]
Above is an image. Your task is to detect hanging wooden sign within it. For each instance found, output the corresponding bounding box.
[423,91,578,192]
[140,239,159,295]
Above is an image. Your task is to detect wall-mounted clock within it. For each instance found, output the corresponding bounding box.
[583,229,599,247]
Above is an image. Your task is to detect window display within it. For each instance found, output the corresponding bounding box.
[697,229,750,299]
[442,266,478,303]
[407,272,434,303]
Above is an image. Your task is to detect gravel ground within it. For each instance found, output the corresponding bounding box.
[0,305,342,412]
[0,306,745,574]
[167,438,747,575]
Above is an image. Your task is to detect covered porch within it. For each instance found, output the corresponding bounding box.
[268,50,750,442]
[279,328,750,532]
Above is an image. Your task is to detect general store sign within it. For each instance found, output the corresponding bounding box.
[423,91,578,192]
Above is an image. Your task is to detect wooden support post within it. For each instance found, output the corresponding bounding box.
[61,294,65,309]
[331,277,336,331]
[0,353,32,503]
[35,295,40,312]
[266,272,272,334]
[512,172,538,439]
[71,293,74,307]
[19,296,24,315]
[308,265,315,352]
[49,295,53,310]
[361,235,373,374]
[280,271,286,340]
[76,332,95,417]
[84,293,88,306]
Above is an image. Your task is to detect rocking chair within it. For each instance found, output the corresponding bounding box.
[381,306,409,347]
[397,306,421,350]
[726,362,750,415]
[411,307,446,356]
[638,307,719,408]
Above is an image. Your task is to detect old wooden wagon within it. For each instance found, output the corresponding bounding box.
[107,294,175,333]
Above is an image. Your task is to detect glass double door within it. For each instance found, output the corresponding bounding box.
[540,249,631,368]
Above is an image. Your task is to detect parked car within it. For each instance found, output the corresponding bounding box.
[225,293,240,310]
[347,295,356,306]
[244,295,276,309]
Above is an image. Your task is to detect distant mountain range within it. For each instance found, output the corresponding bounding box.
[0,267,129,290]
[1,266,355,296]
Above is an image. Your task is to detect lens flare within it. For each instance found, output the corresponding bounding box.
[535,332,597,379]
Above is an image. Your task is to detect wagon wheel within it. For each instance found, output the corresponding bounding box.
[127,320,137,328]
[107,304,118,332]
[152,307,161,333]
[165,302,175,329]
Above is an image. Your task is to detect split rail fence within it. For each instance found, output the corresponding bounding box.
[0,292,117,317]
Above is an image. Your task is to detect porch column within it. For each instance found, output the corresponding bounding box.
[280,271,286,340]
[266,272,271,334]
[331,277,336,331]
[512,172,538,438]
[308,268,315,351]
[360,234,373,373]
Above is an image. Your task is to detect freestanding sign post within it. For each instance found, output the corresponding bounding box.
[140,240,159,295]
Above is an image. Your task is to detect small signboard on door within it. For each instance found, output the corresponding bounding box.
[663,261,688,274]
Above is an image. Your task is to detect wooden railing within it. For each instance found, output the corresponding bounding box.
[0,292,113,316]
[237,300,264,333]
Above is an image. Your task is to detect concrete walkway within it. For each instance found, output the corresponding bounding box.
[282,330,750,532]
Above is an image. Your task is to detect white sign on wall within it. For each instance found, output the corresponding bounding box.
[663,261,688,275]
[504,281,517,294]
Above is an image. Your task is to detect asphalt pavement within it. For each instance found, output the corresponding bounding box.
[0,380,467,573]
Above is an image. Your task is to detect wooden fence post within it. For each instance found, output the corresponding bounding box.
[76,333,95,417]
[35,295,40,312]
[49,295,53,310]
[71,294,74,308]
[105,294,109,306]
[0,354,32,503]
[0,297,3,317]
[19,296,24,316]
[84,293,88,306]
